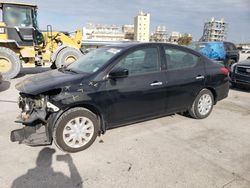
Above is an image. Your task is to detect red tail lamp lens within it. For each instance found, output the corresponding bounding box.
[220,67,229,76]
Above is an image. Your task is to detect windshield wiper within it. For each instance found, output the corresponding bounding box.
[64,68,79,74]
[58,67,78,74]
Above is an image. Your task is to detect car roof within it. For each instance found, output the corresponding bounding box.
[103,42,203,57]
[105,42,184,49]
[105,42,139,49]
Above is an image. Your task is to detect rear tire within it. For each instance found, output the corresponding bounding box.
[0,47,21,79]
[55,47,81,68]
[188,89,214,119]
[53,107,99,153]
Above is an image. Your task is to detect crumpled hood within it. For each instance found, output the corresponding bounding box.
[237,59,250,66]
[16,69,86,95]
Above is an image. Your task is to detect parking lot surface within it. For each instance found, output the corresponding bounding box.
[0,68,250,188]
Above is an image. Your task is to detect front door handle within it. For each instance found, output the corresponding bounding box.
[150,81,163,86]
[196,75,205,80]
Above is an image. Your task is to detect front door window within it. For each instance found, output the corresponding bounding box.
[115,47,160,76]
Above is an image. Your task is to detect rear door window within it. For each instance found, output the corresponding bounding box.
[164,47,199,70]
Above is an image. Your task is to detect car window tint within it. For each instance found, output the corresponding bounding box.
[115,47,160,76]
[225,43,236,51]
[164,47,199,70]
[224,43,229,51]
[229,43,236,50]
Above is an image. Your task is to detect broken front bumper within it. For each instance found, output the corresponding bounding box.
[10,123,51,146]
[11,96,60,146]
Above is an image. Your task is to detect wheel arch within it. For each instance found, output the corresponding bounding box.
[49,103,106,137]
[75,103,106,134]
[205,87,217,104]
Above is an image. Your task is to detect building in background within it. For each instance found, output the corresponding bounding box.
[82,12,195,45]
[83,23,125,41]
[200,17,228,42]
[236,43,250,50]
[122,24,134,40]
[150,26,168,42]
[169,32,182,43]
[134,11,150,42]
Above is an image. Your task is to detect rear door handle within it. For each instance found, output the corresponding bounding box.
[150,81,163,86]
[196,75,205,80]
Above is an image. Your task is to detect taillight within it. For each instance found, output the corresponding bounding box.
[220,67,229,76]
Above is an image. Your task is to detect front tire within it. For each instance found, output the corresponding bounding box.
[188,89,214,119]
[53,107,99,153]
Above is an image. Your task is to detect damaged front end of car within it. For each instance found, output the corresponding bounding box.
[11,93,60,146]
[11,68,93,147]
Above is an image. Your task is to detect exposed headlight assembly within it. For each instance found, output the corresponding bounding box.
[18,95,46,112]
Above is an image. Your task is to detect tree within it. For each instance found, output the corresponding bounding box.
[177,34,192,46]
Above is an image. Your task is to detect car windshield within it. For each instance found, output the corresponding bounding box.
[67,47,122,73]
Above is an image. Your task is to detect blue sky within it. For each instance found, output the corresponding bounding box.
[7,0,250,42]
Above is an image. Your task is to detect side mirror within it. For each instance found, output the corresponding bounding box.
[108,68,129,79]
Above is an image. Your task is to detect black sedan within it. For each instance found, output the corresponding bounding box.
[230,59,250,88]
[11,43,229,153]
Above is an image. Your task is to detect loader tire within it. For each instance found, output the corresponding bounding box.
[55,47,81,68]
[0,47,21,79]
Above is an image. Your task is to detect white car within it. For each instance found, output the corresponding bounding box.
[240,50,250,61]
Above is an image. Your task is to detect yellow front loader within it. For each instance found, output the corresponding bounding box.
[0,2,83,79]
